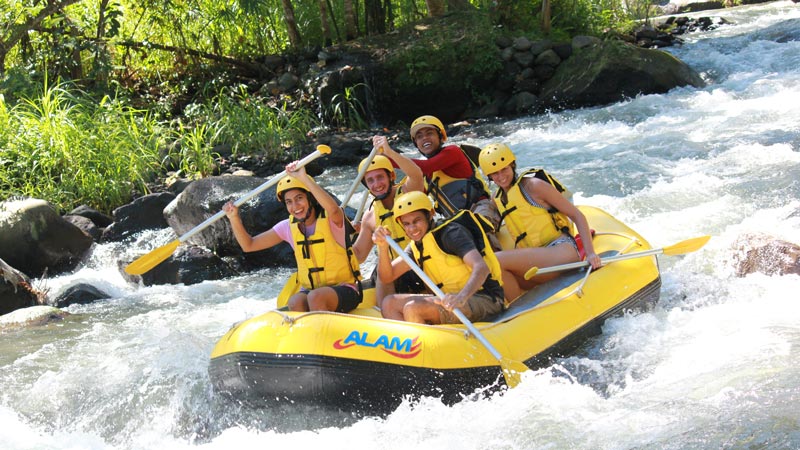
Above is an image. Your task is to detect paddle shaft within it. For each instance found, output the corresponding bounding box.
[354,185,370,222]
[341,146,380,208]
[385,236,506,363]
[532,248,665,276]
[525,235,711,280]
[179,147,328,243]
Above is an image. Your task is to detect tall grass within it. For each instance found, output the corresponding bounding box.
[0,81,321,213]
[0,81,164,213]
[327,83,370,130]
[182,85,319,158]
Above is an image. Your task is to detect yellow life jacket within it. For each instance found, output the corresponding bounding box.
[371,185,410,259]
[495,168,573,249]
[290,210,362,290]
[427,145,491,217]
[410,210,503,295]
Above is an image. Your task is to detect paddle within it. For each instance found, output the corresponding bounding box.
[524,235,711,280]
[384,236,528,388]
[353,185,371,223]
[124,145,332,275]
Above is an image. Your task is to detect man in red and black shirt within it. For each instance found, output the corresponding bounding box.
[408,115,501,248]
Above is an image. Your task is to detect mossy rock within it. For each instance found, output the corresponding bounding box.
[540,40,705,110]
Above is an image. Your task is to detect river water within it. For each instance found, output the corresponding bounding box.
[3,2,800,448]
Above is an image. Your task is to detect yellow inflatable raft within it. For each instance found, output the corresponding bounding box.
[209,206,661,411]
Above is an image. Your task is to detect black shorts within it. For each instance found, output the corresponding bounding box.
[331,284,363,313]
[369,268,427,294]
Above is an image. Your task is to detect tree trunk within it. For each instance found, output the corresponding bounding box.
[365,0,385,35]
[424,0,446,17]
[280,0,302,48]
[326,0,343,42]
[318,0,333,46]
[542,0,551,35]
[384,0,394,31]
[344,0,358,40]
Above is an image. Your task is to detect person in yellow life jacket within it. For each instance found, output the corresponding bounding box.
[408,115,502,248]
[351,136,427,307]
[223,161,362,313]
[479,143,601,302]
[371,191,505,324]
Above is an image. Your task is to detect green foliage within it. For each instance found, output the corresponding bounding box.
[383,11,502,97]
[326,83,370,130]
[0,80,163,213]
[0,0,660,215]
[547,0,650,36]
[182,85,319,158]
[167,121,221,180]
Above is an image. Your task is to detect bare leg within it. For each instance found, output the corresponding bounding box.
[403,298,443,324]
[496,243,580,301]
[382,294,431,321]
[375,277,396,311]
[306,286,339,311]
[288,292,309,311]
[381,294,408,320]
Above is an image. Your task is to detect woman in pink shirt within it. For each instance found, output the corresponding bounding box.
[223,161,362,312]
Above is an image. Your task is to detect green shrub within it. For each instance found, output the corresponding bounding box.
[182,86,319,158]
[0,81,163,213]
[327,83,370,130]
[383,11,502,99]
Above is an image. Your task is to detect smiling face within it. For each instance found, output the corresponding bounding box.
[397,210,430,242]
[282,188,313,221]
[487,165,515,191]
[364,168,393,198]
[413,126,442,156]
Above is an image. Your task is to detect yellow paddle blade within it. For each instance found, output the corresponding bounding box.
[124,240,180,275]
[277,272,300,308]
[662,235,711,256]
[501,358,528,388]
[523,266,539,280]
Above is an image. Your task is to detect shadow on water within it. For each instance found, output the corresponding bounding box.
[182,392,375,442]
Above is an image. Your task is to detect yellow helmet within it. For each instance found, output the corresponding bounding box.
[479,143,516,176]
[358,155,395,186]
[392,191,434,222]
[276,175,311,202]
[410,115,447,142]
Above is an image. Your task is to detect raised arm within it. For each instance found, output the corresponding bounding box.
[372,135,425,193]
[287,161,344,227]
[223,201,283,252]
[352,208,377,263]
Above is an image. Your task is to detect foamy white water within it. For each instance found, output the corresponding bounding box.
[2,2,800,448]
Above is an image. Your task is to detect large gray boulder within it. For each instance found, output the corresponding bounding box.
[163,176,294,270]
[101,192,176,242]
[0,198,93,278]
[121,245,239,286]
[540,40,705,110]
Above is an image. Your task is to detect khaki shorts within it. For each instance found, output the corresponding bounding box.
[471,198,501,232]
[471,198,502,251]
[438,292,503,324]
